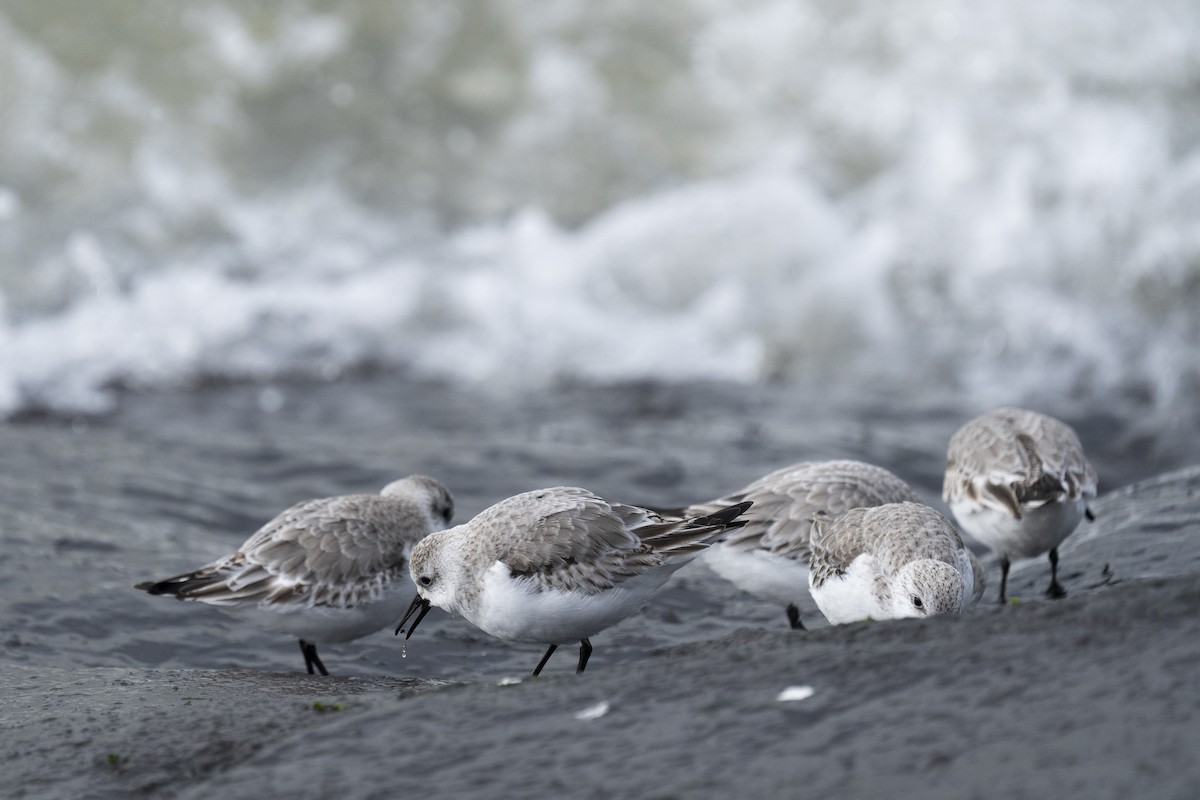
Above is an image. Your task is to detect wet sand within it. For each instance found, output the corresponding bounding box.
[7,472,1200,798]
[9,558,1200,800]
[3,380,1198,799]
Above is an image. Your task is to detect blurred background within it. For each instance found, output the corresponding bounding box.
[1,0,1198,432]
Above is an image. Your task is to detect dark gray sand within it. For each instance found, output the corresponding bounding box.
[3,381,1198,799]
[7,463,1200,800]
[10,566,1200,800]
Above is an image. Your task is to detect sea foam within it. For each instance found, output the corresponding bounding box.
[0,1,1197,418]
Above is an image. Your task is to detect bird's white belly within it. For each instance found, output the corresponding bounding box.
[242,584,412,644]
[703,543,809,607]
[951,498,1085,560]
[470,565,677,644]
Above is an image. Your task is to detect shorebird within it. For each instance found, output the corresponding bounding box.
[808,501,978,624]
[944,407,1097,604]
[397,486,751,676]
[685,460,924,629]
[137,475,454,675]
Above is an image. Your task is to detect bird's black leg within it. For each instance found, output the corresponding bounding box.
[1045,548,1067,599]
[998,555,1011,605]
[785,604,806,630]
[532,644,557,677]
[310,647,330,677]
[576,639,592,674]
[300,640,330,676]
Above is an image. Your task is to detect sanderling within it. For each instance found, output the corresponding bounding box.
[685,460,923,629]
[808,502,977,624]
[136,475,454,675]
[943,408,1097,604]
[397,486,751,676]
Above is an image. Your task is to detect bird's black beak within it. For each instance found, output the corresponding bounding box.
[395,594,432,639]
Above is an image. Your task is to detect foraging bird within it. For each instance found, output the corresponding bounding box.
[943,407,1097,604]
[686,460,924,629]
[398,486,751,676]
[137,475,454,675]
[808,501,979,624]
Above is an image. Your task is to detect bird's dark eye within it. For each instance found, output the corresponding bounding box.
[419,576,433,587]
[912,596,924,609]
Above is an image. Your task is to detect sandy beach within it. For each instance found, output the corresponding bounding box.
[3,381,1198,800]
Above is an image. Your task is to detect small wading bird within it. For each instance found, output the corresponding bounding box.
[397,486,751,676]
[808,501,982,624]
[943,408,1097,604]
[682,460,924,630]
[137,475,454,675]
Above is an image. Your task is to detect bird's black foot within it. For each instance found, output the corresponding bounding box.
[786,604,806,630]
[299,639,330,676]
[1045,580,1068,599]
[1046,548,1067,599]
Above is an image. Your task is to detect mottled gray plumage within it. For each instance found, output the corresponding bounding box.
[943,408,1097,603]
[415,487,748,602]
[137,475,454,674]
[943,408,1096,519]
[807,502,977,624]
[691,460,923,628]
[809,503,965,589]
[694,460,922,562]
[404,486,750,675]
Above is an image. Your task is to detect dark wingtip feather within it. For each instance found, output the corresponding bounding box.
[982,482,1023,520]
[135,571,220,597]
[693,500,753,529]
[135,577,186,595]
